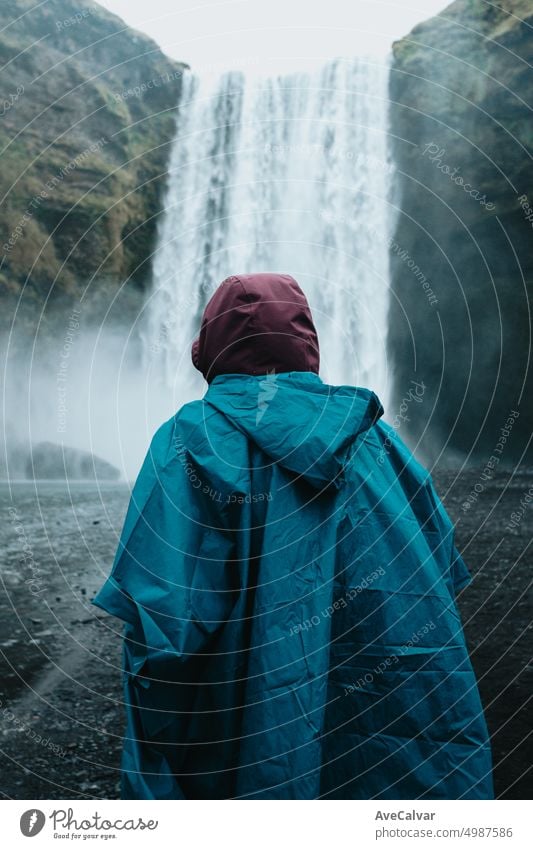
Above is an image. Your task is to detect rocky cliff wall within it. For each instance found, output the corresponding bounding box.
[388,0,532,464]
[0,0,187,337]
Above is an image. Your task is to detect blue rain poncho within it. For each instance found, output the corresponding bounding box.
[93,371,493,799]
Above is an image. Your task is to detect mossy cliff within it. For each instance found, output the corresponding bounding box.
[0,0,187,333]
[388,0,532,464]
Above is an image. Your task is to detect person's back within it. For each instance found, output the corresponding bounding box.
[93,273,493,799]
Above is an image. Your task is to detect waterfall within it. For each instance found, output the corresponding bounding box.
[145,56,393,409]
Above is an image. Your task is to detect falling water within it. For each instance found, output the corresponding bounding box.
[0,57,394,483]
[145,56,393,407]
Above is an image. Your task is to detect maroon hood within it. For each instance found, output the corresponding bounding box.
[191,273,320,382]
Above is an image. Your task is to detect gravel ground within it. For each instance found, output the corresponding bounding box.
[0,469,531,799]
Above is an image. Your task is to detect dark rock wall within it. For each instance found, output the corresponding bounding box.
[0,0,187,335]
[388,0,532,465]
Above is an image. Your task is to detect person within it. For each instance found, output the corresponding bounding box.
[93,272,494,800]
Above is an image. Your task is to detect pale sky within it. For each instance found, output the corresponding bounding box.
[97,0,453,71]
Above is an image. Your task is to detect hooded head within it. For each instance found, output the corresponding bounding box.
[191,273,320,382]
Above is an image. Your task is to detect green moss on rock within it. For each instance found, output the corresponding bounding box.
[0,0,188,331]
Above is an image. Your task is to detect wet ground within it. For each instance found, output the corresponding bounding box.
[0,470,531,799]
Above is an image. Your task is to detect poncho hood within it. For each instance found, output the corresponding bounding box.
[191,273,320,382]
[205,372,384,489]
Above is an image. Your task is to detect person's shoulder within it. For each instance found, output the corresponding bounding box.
[373,419,432,485]
[145,400,205,456]
[174,396,231,437]
[169,397,242,458]
[174,397,211,427]
[149,398,208,438]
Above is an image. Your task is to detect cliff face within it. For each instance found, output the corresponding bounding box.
[388,0,533,465]
[0,0,187,332]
